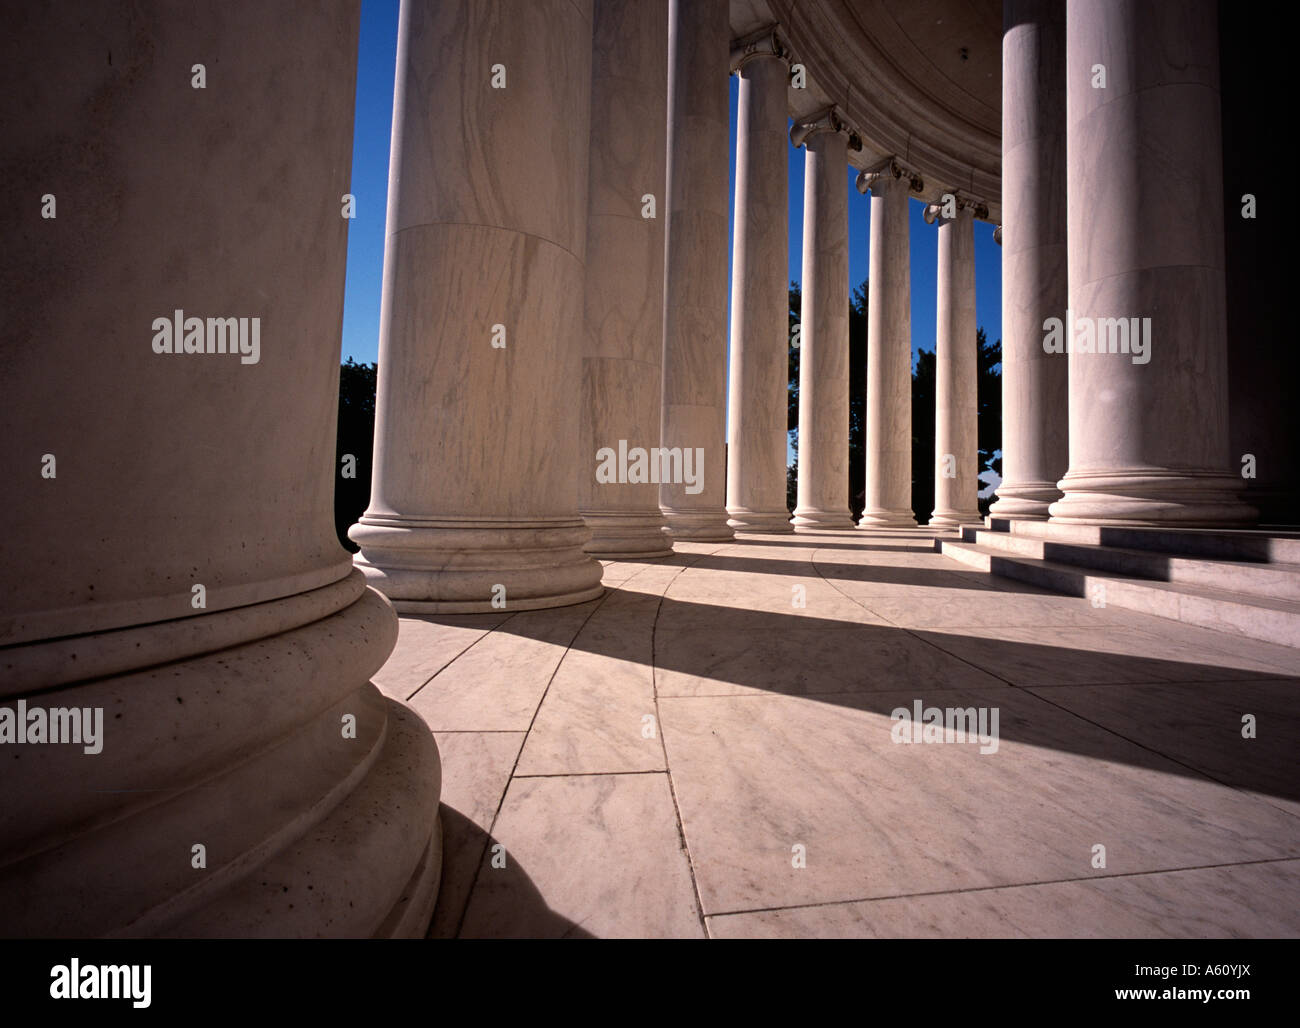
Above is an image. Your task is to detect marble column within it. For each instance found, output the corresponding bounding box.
[659,0,734,541]
[726,28,794,533]
[990,0,1069,521]
[351,0,607,608]
[579,0,673,558]
[0,1,441,936]
[790,110,854,530]
[857,163,918,528]
[1050,0,1253,526]
[928,203,983,527]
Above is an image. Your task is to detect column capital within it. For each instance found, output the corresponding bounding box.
[993,224,1003,245]
[729,23,791,74]
[923,193,989,225]
[789,106,862,151]
[855,157,923,196]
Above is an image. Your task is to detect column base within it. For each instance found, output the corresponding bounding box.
[0,581,443,938]
[929,508,984,527]
[726,507,794,533]
[791,508,856,531]
[1048,469,1257,527]
[857,508,918,528]
[661,507,736,541]
[350,516,605,613]
[989,480,1062,521]
[581,510,674,559]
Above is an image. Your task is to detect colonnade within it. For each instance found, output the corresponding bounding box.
[1,0,1254,938]
[356,0,1253,619]
[995,0,1252,526]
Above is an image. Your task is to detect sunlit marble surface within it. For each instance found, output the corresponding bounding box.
[380,530,1299,938]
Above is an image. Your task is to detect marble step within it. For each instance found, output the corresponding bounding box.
[940,540,1300,650]
[959,527,1300,601]
[981,517,1300,564]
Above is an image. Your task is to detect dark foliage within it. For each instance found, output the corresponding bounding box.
[335,357,377,552]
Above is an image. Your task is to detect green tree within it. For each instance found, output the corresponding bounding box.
[848,278,868,517]
[787,282,801,510]
[911,330,1003,522]
[976,328,1003,512]
[788,278,869,516]
[335,358,377,551]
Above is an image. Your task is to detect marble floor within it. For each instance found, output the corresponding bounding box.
[372,529,1300,938]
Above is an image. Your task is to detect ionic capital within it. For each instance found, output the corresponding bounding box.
[730,24,791,74]
[855,158,923,196]
[923,193,991,224]
[789,106,862,151]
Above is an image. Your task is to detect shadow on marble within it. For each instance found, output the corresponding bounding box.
[427,806,595,939]
[1026,679,1300,813]
[456,589,1300,806]
[659,688,1300,915]
[456,773,704,938]
[426,730,526,937]
[679,550,992,589]
[706,859,1300,938]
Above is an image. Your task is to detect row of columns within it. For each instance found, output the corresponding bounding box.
[994,0,1252,526]
[1,0,1255,940]
[356,0,1255,623]
[353,0,994,623]
[723,30,986,534]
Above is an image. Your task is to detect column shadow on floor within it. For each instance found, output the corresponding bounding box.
[427,805,595,939]
[465,583,1299,806]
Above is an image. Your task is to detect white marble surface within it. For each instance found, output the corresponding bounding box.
[1051,0,1251,526]
[860,174,917,526]
[793,127,854,529]
[708,860,1300,938]
[659,687,1299,915]
[0,2,441,938]
[352,0,604,608]
[579,0,672,557]
[458,773,704,938]
[427,730,525,938]
[726,53,794,533]
[660,0,733,540]
[375,530,1300,937]
[930,206,983,526]
[991,0,1069,520]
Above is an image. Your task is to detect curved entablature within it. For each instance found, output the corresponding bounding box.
[730,0,1002,222]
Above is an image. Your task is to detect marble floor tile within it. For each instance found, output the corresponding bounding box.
[1116,616,1300,678]
[658,577,883,628]
[654,621,1005,697]
[392,530,1299,939]
[860,589,1124,629]
[373,612,513,700]
[657,689,1300,915]
[457,772,704,938]
[406,599,601,731]
[814,561,1010,595]
[1026,679,1300,814]
[515,592,665,776]
[707,859,1300,938]
[915,625,1294,686]
[427,731,526,938]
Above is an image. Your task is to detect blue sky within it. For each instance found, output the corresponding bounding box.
[341,0,1002,370]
